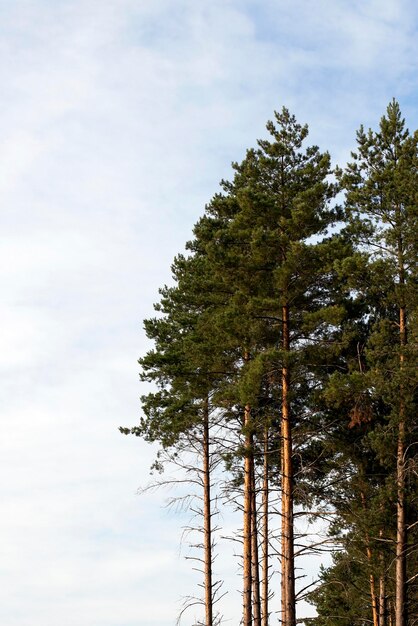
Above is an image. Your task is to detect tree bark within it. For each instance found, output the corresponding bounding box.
[203,398,213,626]
[281,303,295,626]
[281,437,287,626]
[379,567,386,626]
[243,400,253,626]
[360,491,379,626]
[261,426,269,626]
[389,600,394,626]
[395,337,406,626]
[251,458,262,626]
[395,228,407,626]
[367,546,379,626]
[378,519,386,626]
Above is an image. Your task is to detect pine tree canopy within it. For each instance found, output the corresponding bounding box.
[122,101,418,626]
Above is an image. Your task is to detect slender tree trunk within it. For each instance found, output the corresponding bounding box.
[395,346,406,626]
[378,523,386,626]
[261,426,269,626]
[281,438,287,626]
[203,398,213,626]
[361,492,379,626]
[281,303,295,626]
[243,400,253,626]
[396,232,407,626]
[367,546,379,626]
[389,600,394,626]
[379,564,386,626]
[251,459,262,626]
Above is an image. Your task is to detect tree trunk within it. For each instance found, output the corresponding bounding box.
[367,546,379,626]
[243,400,253,626]
[395,375,406,626]
[262,427,269,626]
[281,303,295,626]
[361,492,379,626]
[395,230,407,626]
[389,600,394,626]
[251,458,262,626]
[379,567,386,626]
[203,398,213,626]
[281,438,287,626]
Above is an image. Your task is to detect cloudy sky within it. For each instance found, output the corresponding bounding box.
[1,1,418,624]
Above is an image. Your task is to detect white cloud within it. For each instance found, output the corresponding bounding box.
[0,0,417,624]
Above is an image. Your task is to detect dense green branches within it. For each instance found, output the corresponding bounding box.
[309,101,418,626]
[123,101,417,626]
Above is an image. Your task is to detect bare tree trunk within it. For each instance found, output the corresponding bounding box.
[395,391,406,626]
[361,492,379,626]
[395,274,407,626]
[251,458,261,626]
[378,525,386,626]
[261,427,269,626]
[203,398,213,626]
[281,303,295,626]
[243,400,253,626]
[280,434,286,626]
[367,547,379,626]
[389,600,394,626]
[379,567,386,626]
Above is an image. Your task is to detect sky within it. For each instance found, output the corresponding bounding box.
[1,1,418,624]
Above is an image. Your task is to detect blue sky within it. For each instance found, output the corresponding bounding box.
[1,1,418,624]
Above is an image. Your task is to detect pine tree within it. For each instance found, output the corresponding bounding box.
[193,107,343,625]
[339,100,418,626]
[120,103,418,626]
[121,249,233,626]
[308,100,418,626]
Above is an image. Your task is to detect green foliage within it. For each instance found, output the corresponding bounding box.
[121,100,418,625]
[308,552,377,626]
[309,100,418,625]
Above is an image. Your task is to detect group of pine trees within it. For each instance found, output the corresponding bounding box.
[121,100,418,626]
